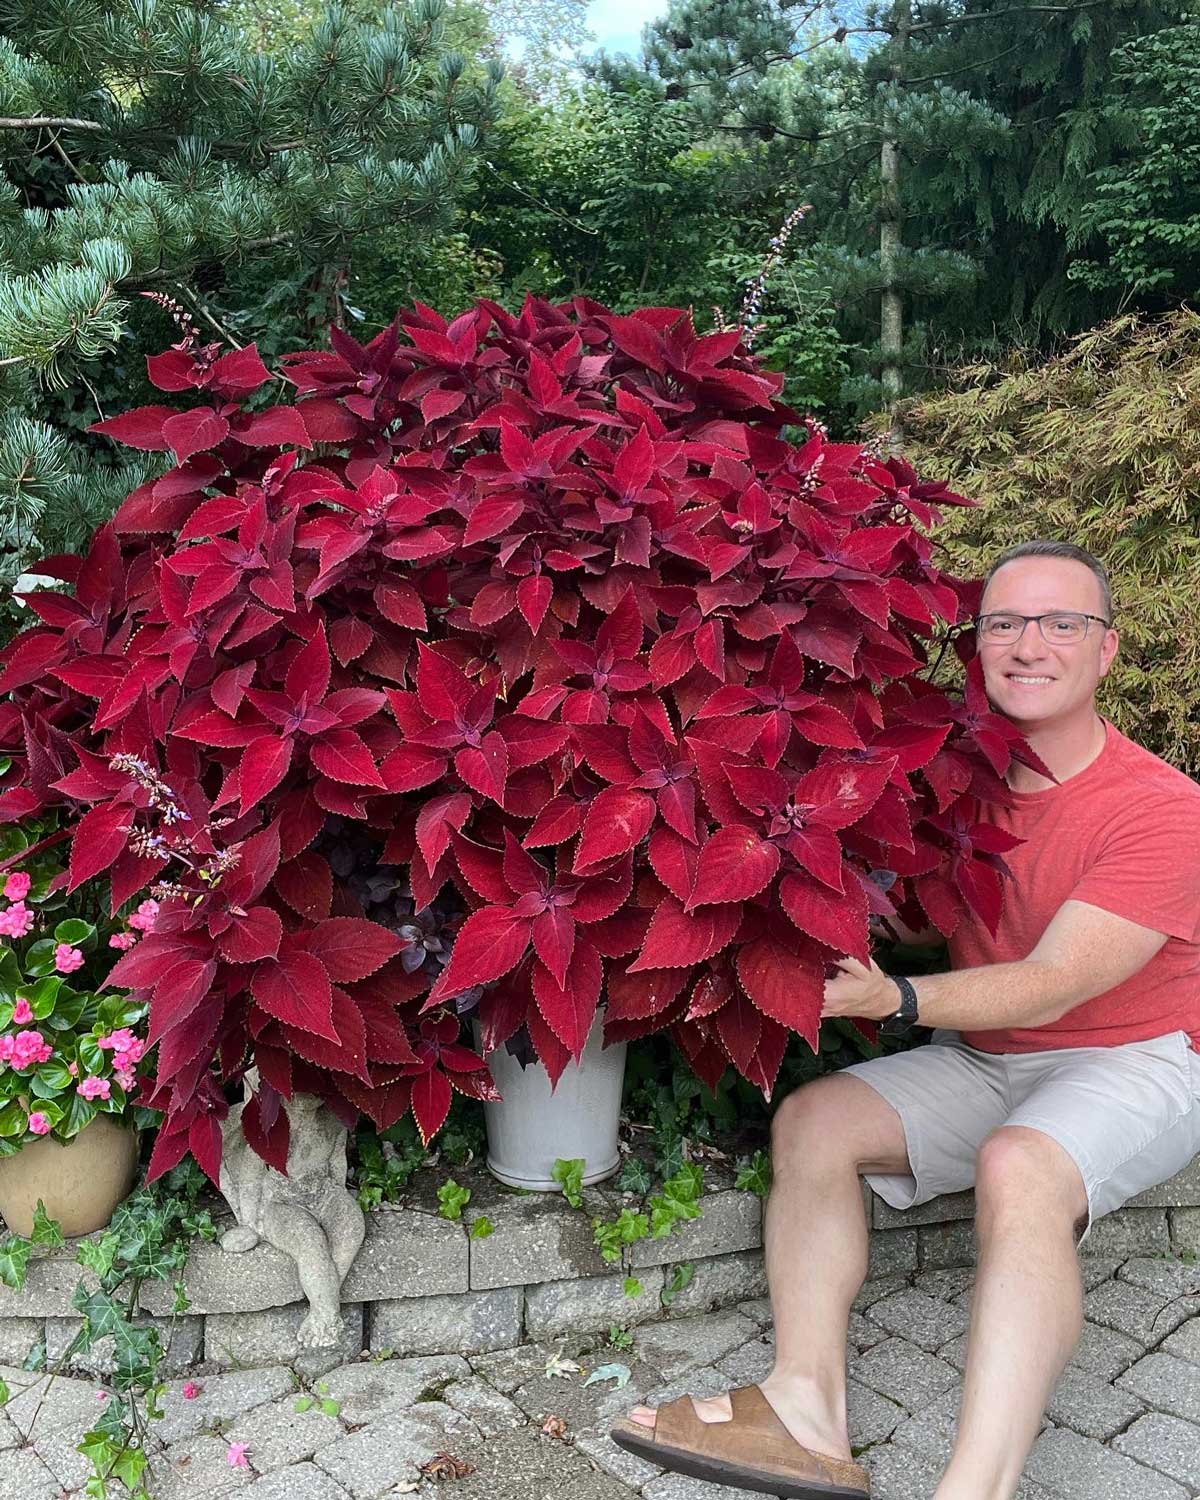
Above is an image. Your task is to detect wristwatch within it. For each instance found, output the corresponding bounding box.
[880,975,920,1035]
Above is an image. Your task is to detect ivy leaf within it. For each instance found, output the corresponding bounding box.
[617,1159,653,1196]
[583,1362,632,1389]
[437,1179,471,1222]
[31,1200,64,1248]
[0,1235,32,1289]
[468,1215,494,1240]
[735,1150,773,1199]
[660,1262,696,1309]
[552,1157,585,1209]
[623,1277,643,1298]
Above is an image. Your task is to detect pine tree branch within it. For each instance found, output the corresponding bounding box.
[0,116,104,132]
[904,0,1110,35]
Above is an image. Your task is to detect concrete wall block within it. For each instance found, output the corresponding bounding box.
[45,1314,203,1378]
[870,1227,921,1277]
[916,1221,975,1272]
[872,1189,975,1231]
[1126,1158,1200,1210]
[341,1209,468,1301]
[524,1268,665,1340]
[1083,1208,1171,1260]
[1168,1206,1200,1253]
[0,1316,43,1366]
[204,1301,363,1378]
[369,1286,522,1357]
[627,1191,763,1269]
[468,1178,610,1290]
[662,1250,767,1318]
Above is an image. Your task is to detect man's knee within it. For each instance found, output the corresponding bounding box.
[771,1074,903,1175]
[975,1126,1087,1233]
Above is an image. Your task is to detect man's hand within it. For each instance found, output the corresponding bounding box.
[822,954,899,1021]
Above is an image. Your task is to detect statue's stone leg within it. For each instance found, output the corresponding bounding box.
[325,1191,366,1282]
[256,1203,344,1349]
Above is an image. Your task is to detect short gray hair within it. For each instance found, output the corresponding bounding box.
[982,540,1112,623]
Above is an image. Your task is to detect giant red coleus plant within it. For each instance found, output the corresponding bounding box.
[0,297,1034,1182]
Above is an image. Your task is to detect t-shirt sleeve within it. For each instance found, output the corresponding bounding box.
[1068,797,1200,942]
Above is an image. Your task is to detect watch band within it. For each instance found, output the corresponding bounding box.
[882,974,919,1032]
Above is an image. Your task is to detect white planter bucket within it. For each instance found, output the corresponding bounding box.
[479,1013,627,1190]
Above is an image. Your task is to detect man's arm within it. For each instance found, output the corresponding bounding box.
[825,899,1171,1030]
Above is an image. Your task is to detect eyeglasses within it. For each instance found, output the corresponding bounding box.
[975,611,1112,645]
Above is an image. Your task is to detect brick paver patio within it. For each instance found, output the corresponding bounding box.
[3,1253,1197,1499]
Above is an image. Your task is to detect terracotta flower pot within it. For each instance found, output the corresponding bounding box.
[0,1115,139,1237]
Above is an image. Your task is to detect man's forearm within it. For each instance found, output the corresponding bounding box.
[909,959,1073,1031]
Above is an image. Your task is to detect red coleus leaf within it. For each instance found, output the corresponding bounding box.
[217,906,283,964]
[90,405,176,451]
[411,1068,454,1145]
[251,947,339,1042]
[305,917,403,982]
[630,895,741,971]
[242,1087,290,1173]
[686,826,780,909]
[573,787,656,875]
[239,735,294,815]
[779,873,870,963]
[736,939,824,1049]
[531,937,602,1059]
[311,729,384,787]
[427,905,532,1001]
[532,906,576,988]
[274,850,332,921]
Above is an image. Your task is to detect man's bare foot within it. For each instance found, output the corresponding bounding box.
[626,1376,853,1464]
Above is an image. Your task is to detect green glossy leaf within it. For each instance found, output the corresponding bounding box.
[25,977,64,1019]
[23,940,59,978]
[437,1179,470,1221]
[78,1036,104,1074]
[60,1090,98,1139]
[32,1059,74,1096]
[53,919,95,946]
[0,1100,27,1138]
[735,1151,773,1199]
[468,1215,494,1239]
[0,1235,33,1289]
[31,1200,64,1248]
[0,947,21,1001]
[552,1157,585,1209]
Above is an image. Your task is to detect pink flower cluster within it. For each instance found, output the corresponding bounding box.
[27,1111,50,1135]
[54,943,84,974]
[97,1028,145,1091]
[3,872,30,900]
[0,1030,53,1068]
[127,899,159,933]
[108,932,137,950]
[78,1075,111,1101]
[0,903,34,938]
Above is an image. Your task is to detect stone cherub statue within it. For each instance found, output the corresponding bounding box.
[218,1084,366,1349]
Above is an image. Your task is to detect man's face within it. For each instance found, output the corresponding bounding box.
[977,557,1119,728]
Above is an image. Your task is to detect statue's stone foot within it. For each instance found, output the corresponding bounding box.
[220,1225,261,1253]
[297,1308,343,1349]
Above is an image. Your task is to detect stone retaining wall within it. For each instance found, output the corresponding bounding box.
[2,1159,1197,1377]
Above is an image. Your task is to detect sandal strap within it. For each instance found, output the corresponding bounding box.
[655,1384,869,1492]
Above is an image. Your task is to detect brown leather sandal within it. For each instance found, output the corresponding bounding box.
[610,1384,870,1498]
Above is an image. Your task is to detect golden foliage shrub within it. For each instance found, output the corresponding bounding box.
[878,311,1200,776]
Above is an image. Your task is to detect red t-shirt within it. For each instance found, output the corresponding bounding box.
[950,719,1200,1054]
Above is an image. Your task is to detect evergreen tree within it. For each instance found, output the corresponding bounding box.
[0,0,499,598]
[615,0,1187,414]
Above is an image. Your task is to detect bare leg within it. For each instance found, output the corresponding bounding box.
[934,1127,1087,1500]
[627,1075,911,1458]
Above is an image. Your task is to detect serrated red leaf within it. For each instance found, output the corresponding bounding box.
[217,906,283,964]
[252,948,339,1042]
[68,801,134,890]
[411,1068,454,1145]
[687,826,780,909]
[532,907,576,988]
[630,896,741,971]
[531,938,602,1059]
[242,1088,291,1173]
[427,906,532,1001]
[274,850,333,921]
[305,917,403,983]
[736,938,824,1047]
[779,873,869,962]
[573,787,655,874]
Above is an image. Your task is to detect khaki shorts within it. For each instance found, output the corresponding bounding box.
[843,1028,1200,1238]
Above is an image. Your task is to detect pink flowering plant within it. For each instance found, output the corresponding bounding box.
[0,816,153,1150]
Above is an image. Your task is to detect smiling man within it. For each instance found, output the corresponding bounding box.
[612,540,1200,1499]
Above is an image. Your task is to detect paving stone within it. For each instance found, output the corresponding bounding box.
[0,1408,19,1452]
[938,1332,968,1373]
[848,1310,889,1351]
[715,1336,773,1385]
[225,1394,345,1470]
[1161,1317,1200,1365]
[643,1366,740,1408]
[1171,1208,1200,1253]
[1068,1320,1146,1382]
[869,1228,919,1277]
[642,1475,767,1500]
[1084,1209,1172,1259]
[313,1404,478,1498]
[911,1268,975,1302]
[734,1297,772,1328]
[243,1462,352,1499]
[1118,1352,1200,1424]
[0,1444,64,1500]
[419,1428,637,1500]
[847,1377,905,1447]
[319,1352,470,1426]
[873,1189,975,1230]
[511,1356,666,1435]
[863,1441,946,1500]
[0,1316,42,1366]
[663,1251,768,1316]
[469,1342,560,1394]
[1119,1257,1200,1301]
[0,1246,101,1316]
[1114,1412,1200,1489]
[1081,1256,1123,1291]
[149,1433,256,1500]
[442,1375,527,1435]
[574,1429,663,1488]
[155,1367,308,1443]
[1026,1426,1189,1498]
[31,1424,96,1490]
[1085,1280,1192,1346]
[525,1268,666,1338]
[369,1285,522,1356]
[866,1288,970,1353]
[468,1180,612,1290]
[205,1302,364,1377]
[1046,1366,1146,1439]
[917,1220,974,1271]
[851,1275,909,1313]
[633,1308,759,1380]
[45,1311,203,1377]
[629,1190,763,1268]
[849,1337,959,1411]
[889,1385,963,1467]
[0,1365,104,1440]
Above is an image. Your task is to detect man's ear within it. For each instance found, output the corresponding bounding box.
[1099,628,1119,677]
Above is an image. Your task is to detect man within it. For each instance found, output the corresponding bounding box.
[612,540,1200,1500]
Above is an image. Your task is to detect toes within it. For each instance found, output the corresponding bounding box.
[628,1407,656,1429]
